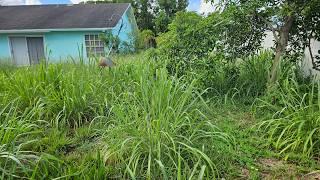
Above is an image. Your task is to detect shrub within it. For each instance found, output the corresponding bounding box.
[135,30,156,50]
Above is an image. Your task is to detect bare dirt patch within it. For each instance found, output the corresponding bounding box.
[302,171,320,180]
[258,158,300,179]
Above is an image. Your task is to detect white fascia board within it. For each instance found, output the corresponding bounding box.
[0,27,113,34]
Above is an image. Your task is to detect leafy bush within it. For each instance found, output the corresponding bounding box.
[135,29,156,50]
[156,11,274,100]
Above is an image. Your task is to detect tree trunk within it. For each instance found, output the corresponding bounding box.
[268,16,294,85]
[269,40,284,84]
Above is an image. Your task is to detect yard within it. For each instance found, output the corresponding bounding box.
[1,53,319,179]
[1,0,320,179]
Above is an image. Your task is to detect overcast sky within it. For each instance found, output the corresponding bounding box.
[0,0,215,14]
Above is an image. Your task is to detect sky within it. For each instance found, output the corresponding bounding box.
[0,0,215,14]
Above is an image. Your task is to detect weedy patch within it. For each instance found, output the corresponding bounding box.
[0,55,234,179]
[1,53,320,179]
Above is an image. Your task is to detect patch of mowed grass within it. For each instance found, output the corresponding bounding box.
[0,55,233,179]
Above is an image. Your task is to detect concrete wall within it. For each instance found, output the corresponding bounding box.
[302,39,320,77]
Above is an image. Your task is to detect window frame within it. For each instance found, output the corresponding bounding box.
[84,34,105,57]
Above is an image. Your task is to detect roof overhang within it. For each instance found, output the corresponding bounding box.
[0,27,113,34]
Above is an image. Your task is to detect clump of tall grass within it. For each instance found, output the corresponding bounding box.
[0,62,109,127]
[256,69,320,158]
[0,100,64,179]
[0,54,233,178]
[101,63,233,179]
[177,51,273,104]
[237,51,272,97]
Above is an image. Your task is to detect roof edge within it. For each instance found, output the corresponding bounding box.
[0,3,132,31]
[0,3,131,7]
[0,27,114,34]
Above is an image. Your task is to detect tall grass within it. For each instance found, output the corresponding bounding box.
[102,64,233,178]
[181,51,273,105]
[256,69,320,158]
[0,54,232,178]
[0,100,64,179]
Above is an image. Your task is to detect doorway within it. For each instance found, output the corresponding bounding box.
[9,36,45,66]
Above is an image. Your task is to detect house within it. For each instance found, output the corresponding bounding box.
[0,3,138,66]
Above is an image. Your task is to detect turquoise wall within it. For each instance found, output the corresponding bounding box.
[0,6,138,62]
[45,31,98,62]
[112,6,138,52]
[0,34,11,59]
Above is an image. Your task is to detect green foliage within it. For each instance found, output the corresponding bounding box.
[157,9,267,61]
[155,0,188,34]
[135,29,156,50]
[100,32,120,53]
[158,0,188,17]
[216,0,320,54]
[85,0,188,35]
[154,11,171,34]
[256,69,320,158]
[101,62,232,178]
[153,5,320,160]
[0,54,233,178]
[215,0,320,82]
[157,12,274,98]
[157,12,203,60]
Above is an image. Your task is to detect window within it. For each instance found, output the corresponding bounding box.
[85,34,105,57]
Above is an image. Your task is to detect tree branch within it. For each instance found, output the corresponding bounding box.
[257,14,280,42]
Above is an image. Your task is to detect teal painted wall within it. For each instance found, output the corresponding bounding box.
[0,34,11,59]
[0,6,138,62]
[45,31,99,62]
[111,6,138,52]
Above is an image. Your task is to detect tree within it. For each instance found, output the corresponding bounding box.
[154,11,171,33]
[155,0,188,34]
[84,0,156,31]
[133,0,155,31]
[84,0,188,34]
[208,0,320,84]
[158,0,188,17]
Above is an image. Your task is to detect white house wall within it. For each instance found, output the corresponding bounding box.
[302,39,320,77]
[262,31,320,77]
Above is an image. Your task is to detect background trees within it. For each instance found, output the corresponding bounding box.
[208,0,320,84]
[85,0,188,34]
